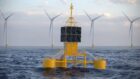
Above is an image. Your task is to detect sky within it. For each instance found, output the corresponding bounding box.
[0,0,140,46]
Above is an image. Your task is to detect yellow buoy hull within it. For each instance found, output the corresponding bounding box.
[93,59,107,70]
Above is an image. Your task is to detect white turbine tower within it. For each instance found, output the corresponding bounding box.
[123,12,140,47]
[84,11,103,48]
[44,10,61,48]
[0,10,13,48]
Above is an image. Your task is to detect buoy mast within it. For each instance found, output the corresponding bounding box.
[61,2,81,57]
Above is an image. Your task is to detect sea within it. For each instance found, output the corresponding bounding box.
[0,46,140,79]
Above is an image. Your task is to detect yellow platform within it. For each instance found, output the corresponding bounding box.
[42,2,107,70]
[42,53,107,70]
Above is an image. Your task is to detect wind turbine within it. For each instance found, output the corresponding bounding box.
[0,10,13,48]
[123,12,140,47]
[84,11,103,48]
[44,10,61,48]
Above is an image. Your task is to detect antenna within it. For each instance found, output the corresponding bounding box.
[0,9,14,48]
[44,9,61,48]
[122,12,140,47]
[84,11,103,48]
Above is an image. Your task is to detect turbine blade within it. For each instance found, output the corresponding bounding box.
[44,9,51,20]
[49,21,52,37]
[84,11,92,21]
[5,13,14,20]
[133,17,140,22]
[122,12,131,22]
[129,23,132,37]
[89,22,93,35]
[52,13,61,20]
[0,9,5,19]
[93,15,103,21]
[129,27,131,37]
[3,21,7,37]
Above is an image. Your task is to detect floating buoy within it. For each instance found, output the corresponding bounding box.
[42,2,107,70]
[93,59,107,70]
[43,58,56,68]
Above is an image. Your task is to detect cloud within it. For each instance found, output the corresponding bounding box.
[42,0,48,4]
[109,0,138,5]
[25,10,44,16]
[59,0,68,4]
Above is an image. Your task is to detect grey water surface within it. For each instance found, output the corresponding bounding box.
[0,46,140,79]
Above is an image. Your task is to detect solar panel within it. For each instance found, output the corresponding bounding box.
[61,26,81,42]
